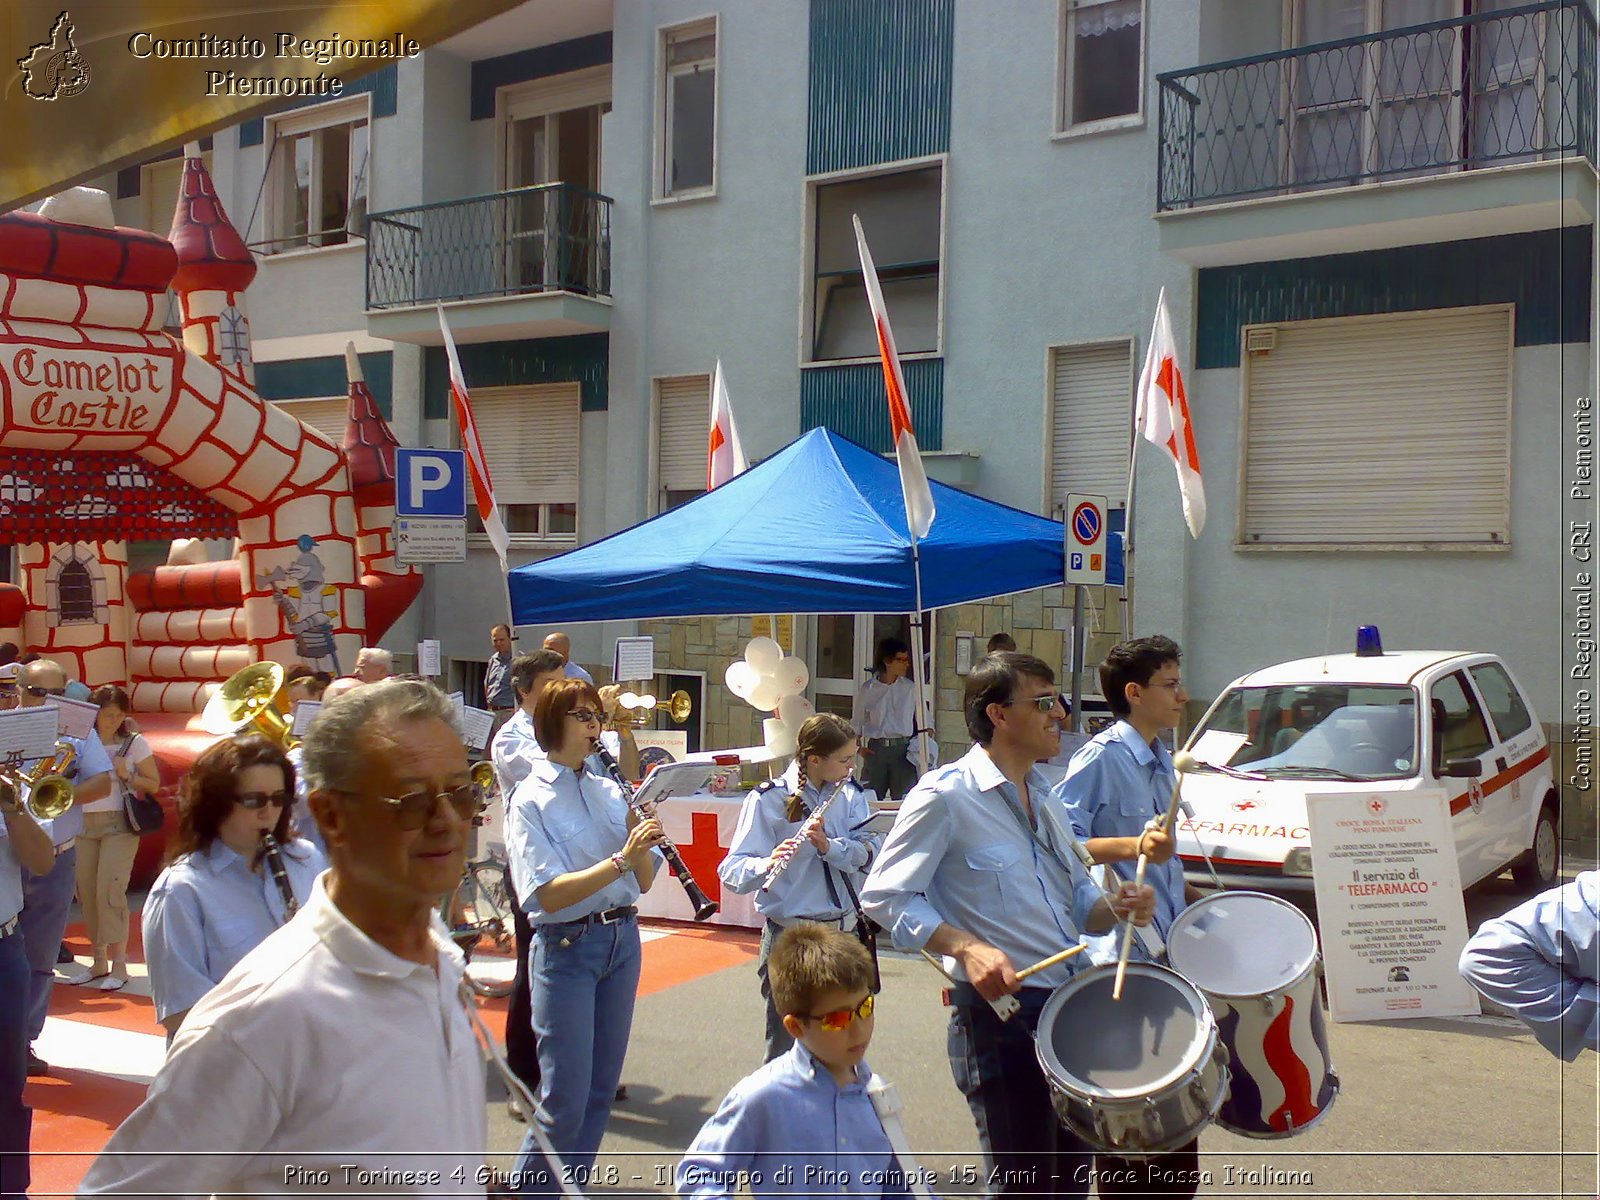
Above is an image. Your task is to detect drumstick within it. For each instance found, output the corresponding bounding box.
[918,949,1021,1022]
[1114,753,1196,1000]
[1015,942,1088,981]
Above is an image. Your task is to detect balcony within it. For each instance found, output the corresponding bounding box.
[1156,0,1597,265]
[364,183,612,345]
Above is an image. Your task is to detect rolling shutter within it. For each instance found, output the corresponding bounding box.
[1049,341,1133,512]
[1241,307,1511,545]
[657,375,708,495]
[272,398,348,446]
[465,383,580,505]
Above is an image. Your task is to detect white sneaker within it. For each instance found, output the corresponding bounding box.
[55,964,93,985]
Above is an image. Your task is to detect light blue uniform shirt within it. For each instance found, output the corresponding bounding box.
[505,758,658,923]
[0,826,22,924]
[1459,870,1599,1061]
[677,1041,914,1200]
[492,712,619,805]
[142,837,326,1020]
[860,744,1104,991]
[720,767,879,924]
[34,728,113,846]
[1054,720,1188,956]
[285,746,326,858]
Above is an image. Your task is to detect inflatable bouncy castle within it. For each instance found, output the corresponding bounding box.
[0,148,422,875]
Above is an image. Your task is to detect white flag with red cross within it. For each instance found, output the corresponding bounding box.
[437,304,510,574]
[707,359,748,490]
[1135,287,1206,539]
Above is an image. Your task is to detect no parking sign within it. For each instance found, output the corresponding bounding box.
[1065,493,1106,586]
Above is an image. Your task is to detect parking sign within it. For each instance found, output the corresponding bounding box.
[395,448,467,518]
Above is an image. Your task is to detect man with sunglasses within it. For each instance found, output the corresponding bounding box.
[861,652,1157,1200]
[14,659,113,1076]
[83,680,488,1197]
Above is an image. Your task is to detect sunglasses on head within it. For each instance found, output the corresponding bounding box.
[795,992,874,1032]
[235,790,291,810]
[23,685,65,698]
[337,783,481,831]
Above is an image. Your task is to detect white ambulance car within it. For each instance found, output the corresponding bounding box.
[1176,643,1558,894]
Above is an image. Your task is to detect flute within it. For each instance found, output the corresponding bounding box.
[259,831,299,922]
[759,778,846,893]
[591,740,719,922]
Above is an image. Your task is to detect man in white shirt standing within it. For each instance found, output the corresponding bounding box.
[854,637,920,804]
[81,680,488,1197]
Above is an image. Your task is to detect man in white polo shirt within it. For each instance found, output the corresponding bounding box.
[81,680,487,1196]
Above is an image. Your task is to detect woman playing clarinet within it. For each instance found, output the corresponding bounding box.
[719,714,880,1062]
[505,679,667,1190]
[142,734,325,1038]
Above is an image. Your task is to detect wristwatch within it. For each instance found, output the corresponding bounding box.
[610,852,632,877]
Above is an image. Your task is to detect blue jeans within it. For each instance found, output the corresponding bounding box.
[756,920,795,1063]
[515,916,640,1195]
[0,928,32,1198]
[19,848,76,1043]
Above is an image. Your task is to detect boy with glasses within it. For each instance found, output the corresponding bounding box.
[677,923,915,1199]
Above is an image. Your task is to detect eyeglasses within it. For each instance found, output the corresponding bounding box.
[1145,679,1185,693]
[568,709,601,724]
[1005,695,1061,714]
[796,993,875,1032]
[22,685,65,698]
[235,790,291,810]
[338,783,481,831]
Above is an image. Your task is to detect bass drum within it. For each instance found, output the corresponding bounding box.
[1034,962,1228,1158]
[1166,890,1338,1138]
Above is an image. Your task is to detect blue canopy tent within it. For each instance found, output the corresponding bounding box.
[508,427,1079,623]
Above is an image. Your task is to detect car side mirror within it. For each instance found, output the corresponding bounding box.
[1442,758,1483,778]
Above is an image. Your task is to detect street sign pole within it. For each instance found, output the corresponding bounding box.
[1064,493,1108,732]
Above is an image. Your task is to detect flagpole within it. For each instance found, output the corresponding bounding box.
[909,536,930,777]
[1121,440,1137,639]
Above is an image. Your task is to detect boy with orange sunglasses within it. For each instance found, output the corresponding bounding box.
[677,923,927,1199]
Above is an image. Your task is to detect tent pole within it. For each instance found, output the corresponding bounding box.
[909,540,930,776]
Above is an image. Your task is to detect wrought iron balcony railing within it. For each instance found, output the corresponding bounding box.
[1157,0,1596,211]
[365,183,612,309]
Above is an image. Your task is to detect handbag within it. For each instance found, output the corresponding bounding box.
[117,735,165,835]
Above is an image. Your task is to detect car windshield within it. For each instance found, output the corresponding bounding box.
[1187,684,1418,781]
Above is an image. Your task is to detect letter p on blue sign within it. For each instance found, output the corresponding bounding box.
[395,448,468,518]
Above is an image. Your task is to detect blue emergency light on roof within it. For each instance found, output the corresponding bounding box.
[1356,625,1384,657]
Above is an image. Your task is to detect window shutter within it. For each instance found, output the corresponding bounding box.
[273,398,348,447]
[1242,307,1511,545]
[1049,341,1133,512]
[657,375,708,493]
[465,383,581,505]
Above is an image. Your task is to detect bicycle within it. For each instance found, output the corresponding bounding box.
[444,850,516,999]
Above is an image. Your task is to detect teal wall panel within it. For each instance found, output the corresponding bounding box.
[255,352,392,417]
[807,0,953,174]
[1197,228,1593,369]
[799,359,943,452]
[240,64,397,147]
[423,334,609,418]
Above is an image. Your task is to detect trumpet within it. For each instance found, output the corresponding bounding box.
[470,761,499,823]
[0,741,78,820]
[610,689,693,727]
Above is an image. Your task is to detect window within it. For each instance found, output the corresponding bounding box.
[655,375,709,512]
[271,397,349,446]
[657,19,717,198]
[1469,662,1534,742]
[265,98,370,253]
[57,559,96,624]
[1059,0,1145,133]
[1431,671,1494,766]
[1239,307,1510,548]
[810,165,942,362]
[459,383,581,543]
[1048,341,1134,513]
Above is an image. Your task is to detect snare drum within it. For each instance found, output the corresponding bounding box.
[1166,891,1339,1139]
[1034,962,1228,1157]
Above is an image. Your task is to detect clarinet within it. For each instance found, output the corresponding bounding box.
[759,778,847,893]
[259,832,299,922]
[591,740,719,922]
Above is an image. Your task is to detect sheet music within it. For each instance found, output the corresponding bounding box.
[290,701,323,737]
[459,705,495,751]
[632,761,722,810]
[0,708,61,760]
[47,697,97,741]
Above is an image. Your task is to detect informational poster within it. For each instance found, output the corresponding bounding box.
[634,729,690,775]
[1307,788,1480,1022]
[417,638,441,677]
[750,615,793,653]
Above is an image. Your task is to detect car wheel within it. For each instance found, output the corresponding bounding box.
[1511,802,1558,890]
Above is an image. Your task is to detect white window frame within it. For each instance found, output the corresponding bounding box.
[262,94,371,257]
[799,154,948,370]
[1040,337,1136,515]
[1054,0,1148,139]
[458,383,582,551]
[653,15,720,204]
[650,374,711,515]
[1235,304,1513,551]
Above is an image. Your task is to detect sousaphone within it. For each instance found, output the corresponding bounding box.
[200,662,293,745]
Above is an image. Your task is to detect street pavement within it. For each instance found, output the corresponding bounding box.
[24,867,1599,1198]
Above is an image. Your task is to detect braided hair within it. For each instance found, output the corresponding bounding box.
[786,713,858,822]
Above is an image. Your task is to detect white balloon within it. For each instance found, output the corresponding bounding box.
[747,678,782,712]
[777,693,814,731]
[725,661,759,700]
[763,717,798,758]
[772,655,810,698]
[744,636,783,674]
